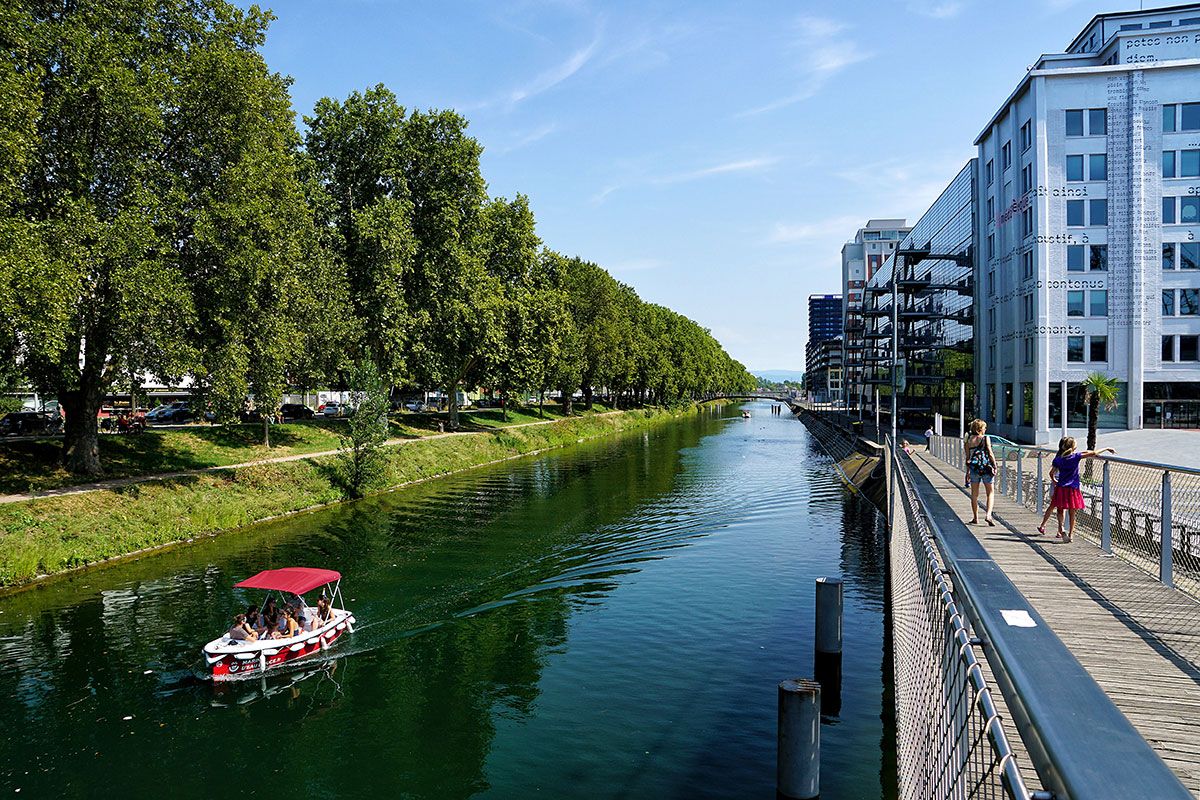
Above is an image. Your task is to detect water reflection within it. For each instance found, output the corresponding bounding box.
[0,404,893,798]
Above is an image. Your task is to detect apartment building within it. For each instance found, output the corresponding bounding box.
[805,294,844,403]
[976,4,1200,441]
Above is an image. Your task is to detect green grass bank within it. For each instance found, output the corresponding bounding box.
[0,404,714,589]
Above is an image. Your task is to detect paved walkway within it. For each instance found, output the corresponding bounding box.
[0,415,583,506]
[910,450,1200,796]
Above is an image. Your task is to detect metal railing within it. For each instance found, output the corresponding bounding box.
[889,437,1032,800]
[931,435,1200,600]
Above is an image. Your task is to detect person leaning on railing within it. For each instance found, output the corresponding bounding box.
[1045,436,1115,544]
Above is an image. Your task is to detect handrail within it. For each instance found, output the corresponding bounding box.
[898,447,1192,799]
[943,433,1200,477]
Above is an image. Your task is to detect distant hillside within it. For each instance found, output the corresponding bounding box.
[754,370,804,383]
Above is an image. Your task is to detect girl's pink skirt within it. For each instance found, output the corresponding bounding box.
[1052,486,1084,509]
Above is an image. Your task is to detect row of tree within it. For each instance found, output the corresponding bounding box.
[0,1,753,476]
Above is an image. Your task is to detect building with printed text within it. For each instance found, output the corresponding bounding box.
[975,3,1200,442]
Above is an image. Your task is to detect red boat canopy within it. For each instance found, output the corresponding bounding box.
[235,567,341,595]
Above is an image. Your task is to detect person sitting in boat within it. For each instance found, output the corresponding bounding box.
[245,606,266,637]
[262,597,279,621]
[277,606,301,639]
[296,602,315,632]
[316,595,333,624]
[228,613,258,641]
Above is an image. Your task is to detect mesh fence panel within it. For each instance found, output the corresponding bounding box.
[891,445,1030,800]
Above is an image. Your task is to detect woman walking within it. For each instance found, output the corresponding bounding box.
[1049,436,1115,542]
[963,419,997,526]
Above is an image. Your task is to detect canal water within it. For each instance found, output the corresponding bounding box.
[0,401,892,798]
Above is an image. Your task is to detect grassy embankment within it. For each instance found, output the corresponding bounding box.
[0,403,603,495]
[0,404,698,588]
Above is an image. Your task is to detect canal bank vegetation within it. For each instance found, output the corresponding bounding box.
[0,1,755,481]
[0,404,719,588]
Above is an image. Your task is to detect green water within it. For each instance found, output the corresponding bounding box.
[0,402,892,798]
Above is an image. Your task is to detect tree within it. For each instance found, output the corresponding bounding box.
[303,86,414,386]
[1081,372,1120,452]
[401,109,489,429]
[337,360,390,498]
[1,0,317,474]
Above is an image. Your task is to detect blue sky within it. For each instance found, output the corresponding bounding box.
[250,0,1169,372]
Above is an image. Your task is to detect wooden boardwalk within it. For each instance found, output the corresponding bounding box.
[910,450,1200,796]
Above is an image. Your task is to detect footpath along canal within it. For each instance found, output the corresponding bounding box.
[0,401,894,799]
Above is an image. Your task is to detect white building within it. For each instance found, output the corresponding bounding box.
[976,4,1200,442]
[842,220,911,410]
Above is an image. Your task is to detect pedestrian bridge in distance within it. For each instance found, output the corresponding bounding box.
[799,408,1200,800]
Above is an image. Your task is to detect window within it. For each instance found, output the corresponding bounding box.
[1165,104,1177,133]
[1182,197,1200,224]
[1090,244,1107,271]
[1163,335,1176,362]
[1089,153,1107,181]
[987,270,995,296]
[1002,141,1012,170]
[1067,336,1085,362]
[988,346,995,369]
[1164,242,1176,270]
[1068,244,1085,271]
[1021,206,1033,238]
[986,159,994,185]
[1023,338,1034,365]
[1022,250,1034,280]
[987,197,995,223]
[1120,23,1143,30]
[1066,154,1085,181]
[1067,200,1085,226]
[1164,196,1176,224]
[987,307,995,332]
[1183,103,1200,131]
[1182,336,1200,362]
[1164,289,1176,316]
[1023,293,1034,322]
[987,232,995,259]
[1090,290,1108,316]
[1089,108,1107,135]
[1183,17,1200,25]
[1149,20,1172,29]
[1182,288,1200,315]
[1021,120,1032,151]
[1021,164,1032,194]
[1067,290,1085,316]
[1164,151,1177,178]
[1090,336,1108,362]
[1183,242,1200,270]
[1183,150,1200,178]
[1066,110,1084,137]
[1090,198,1107,225]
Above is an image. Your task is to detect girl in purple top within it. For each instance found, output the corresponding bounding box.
[1048,436,1115,542]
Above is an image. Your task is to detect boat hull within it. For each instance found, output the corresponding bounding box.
[205,614,354,681]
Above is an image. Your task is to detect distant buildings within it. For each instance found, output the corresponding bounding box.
[805,294,844,403]
[840,220,911,412]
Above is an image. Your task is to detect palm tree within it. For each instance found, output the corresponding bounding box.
[1081,372,1120,463]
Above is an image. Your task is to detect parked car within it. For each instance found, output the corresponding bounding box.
[0,411,58,436]
[322,402,344,417]
[404,400,428,412]
[279,403,315,420]
[145,401,193,424]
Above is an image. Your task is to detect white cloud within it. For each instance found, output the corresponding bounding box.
[465,25,603,112]
[492,122,561,154]
[737,16,870,117]
[594,156,779,203]
[906,1,967,19]
[766,214,865,244]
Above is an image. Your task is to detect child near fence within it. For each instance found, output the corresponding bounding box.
[1047,437,1115,543]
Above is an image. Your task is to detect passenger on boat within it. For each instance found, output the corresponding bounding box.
[246,606,266,636]
[296,602,315,631]
[316,595,333,624]
[278,606,301,639]
[228,613,259,641]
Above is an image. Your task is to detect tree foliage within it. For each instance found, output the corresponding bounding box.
[0,15,753,476]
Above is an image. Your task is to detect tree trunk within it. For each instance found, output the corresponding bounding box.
[262,415,270,448]
[448,384,460,429]
[500,388,508,422]
[61,386,104,477]
[1087,398,1098,451]
[538,390,544,418]
[560,387,573,416]
[583,385,593,411]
